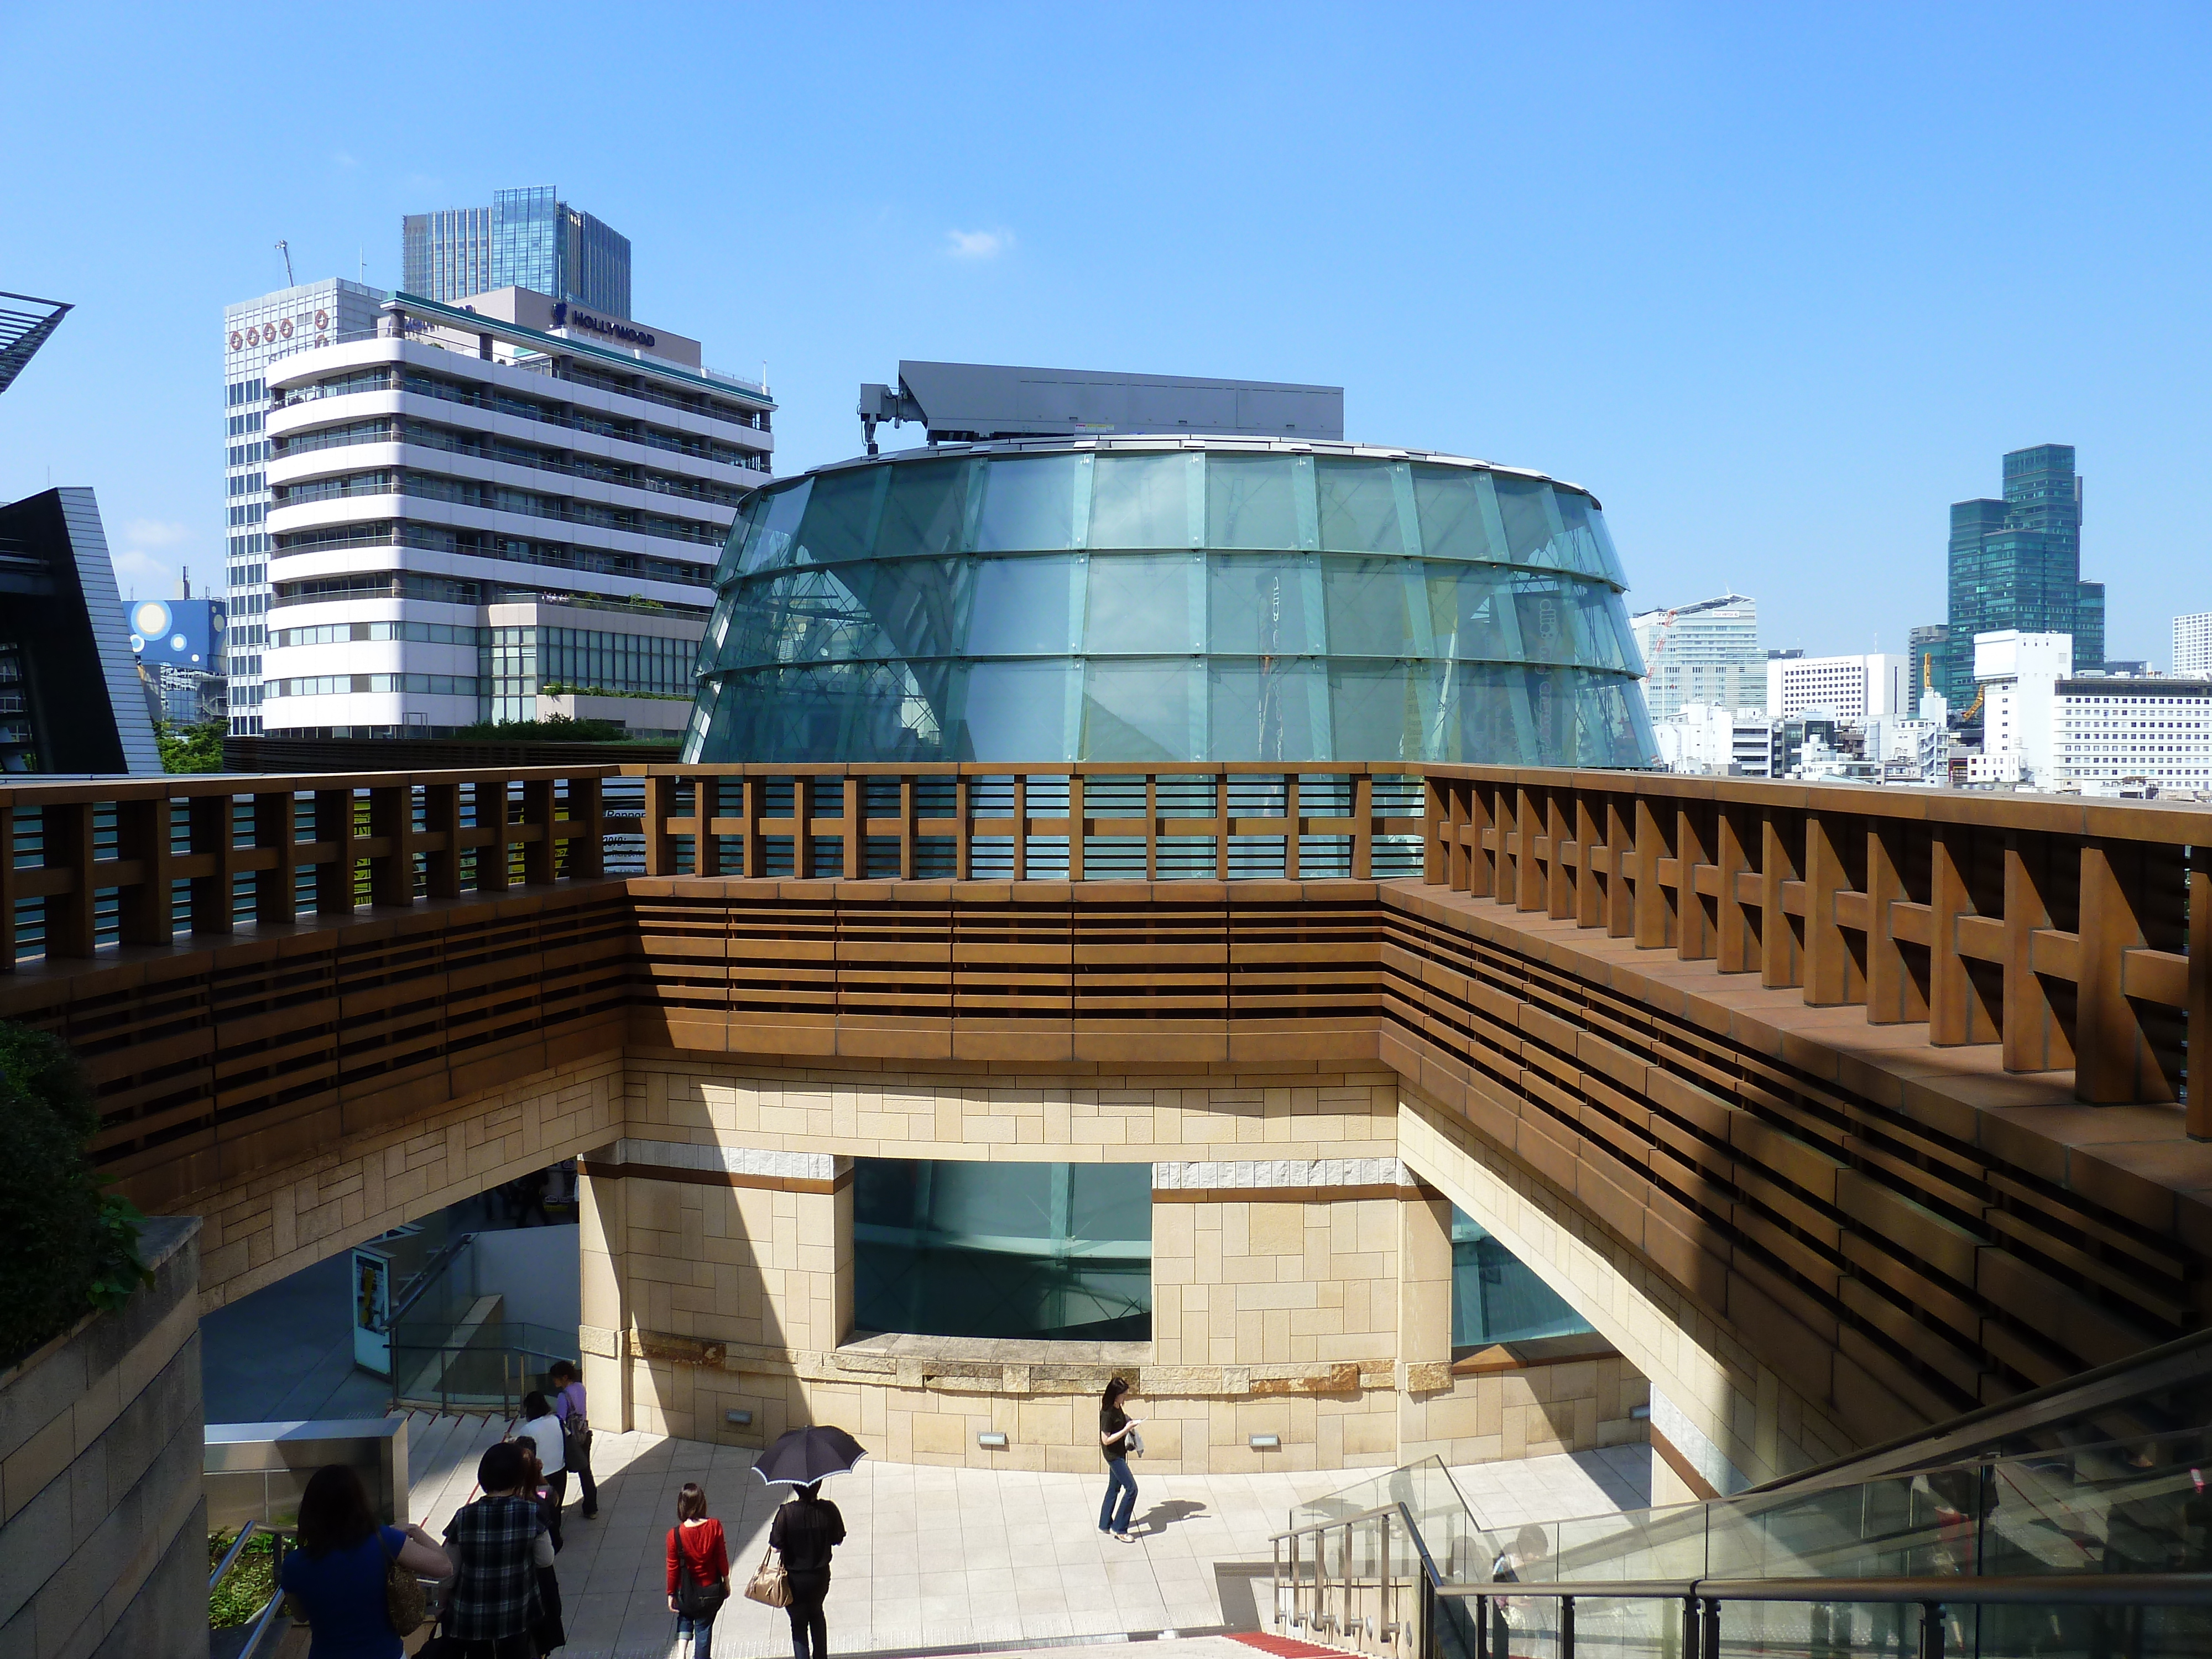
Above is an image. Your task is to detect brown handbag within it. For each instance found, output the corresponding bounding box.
[742,1544,791,1609]
[380,1530,429,1634]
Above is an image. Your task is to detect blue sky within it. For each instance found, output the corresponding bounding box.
[3,3,2208,662]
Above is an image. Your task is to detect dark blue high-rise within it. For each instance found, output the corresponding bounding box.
[1942,444,2103,707]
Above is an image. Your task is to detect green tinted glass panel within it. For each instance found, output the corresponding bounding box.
[1427,564,1524,660]
[1085,554,1200,654]
[1082,659,1198,761]
[974,454,1078,552]
[1208,659,1327,762]
[1088,452,1189,549]
[1069,1164,1152,1241]
[794,466,881,565]
[737,479,810,575]
[957,660,1074,760]
[1493,475,1564,566]
[1512,573,1590,665]
[1327,661,1436,762]
[1206,453,1300,550]
[1208,555,1322,655]
[876,457,968,558]
[965,556,1077,655]
[1323,557,1423,657]
[1316,458,1402,553]
[1410,466,1503,564]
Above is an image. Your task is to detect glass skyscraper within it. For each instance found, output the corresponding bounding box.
[1943,444,2103,707]
[401,187,632,317]
[687,436,1656,768]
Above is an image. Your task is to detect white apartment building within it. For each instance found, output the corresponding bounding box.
[1766,652,1907,722]
[1631,593,1763,721]
[260,287,771,737]
[2174,611,2212,677]
[1968,631,2070,785]
[223,279,389,731]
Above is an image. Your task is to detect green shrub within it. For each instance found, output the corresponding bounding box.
[450,713,632,742]
[207,1529,278,1627]
[0,1024,152,1368]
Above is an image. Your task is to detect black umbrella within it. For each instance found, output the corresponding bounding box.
[752,1425,868,1486]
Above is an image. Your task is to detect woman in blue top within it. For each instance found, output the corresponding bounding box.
[279,1463,451,1658]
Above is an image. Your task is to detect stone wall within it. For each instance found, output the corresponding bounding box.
[580,1063,1656,1473]
[190,1055,623,1311]
[0,1218,206,1658]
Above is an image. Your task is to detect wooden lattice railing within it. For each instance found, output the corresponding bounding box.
[1420,768,2211,1131]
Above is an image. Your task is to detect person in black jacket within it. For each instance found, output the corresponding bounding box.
[768,1480,846,1659]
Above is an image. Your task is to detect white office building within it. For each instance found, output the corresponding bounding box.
[1631,593,1764,721]
[2054,676,2212,792]
[2174,611,2212,677]
[1766,652,1908,722]
[259,286,771,737]
[1652,703,1773,777]
[223,279,388,731]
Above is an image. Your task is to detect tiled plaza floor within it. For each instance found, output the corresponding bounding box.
[400,1413,1650,1658]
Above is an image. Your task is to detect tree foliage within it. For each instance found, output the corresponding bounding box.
[0,1024,151,1367]
[155,718,226,773]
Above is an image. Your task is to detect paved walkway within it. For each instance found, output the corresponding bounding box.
[401,1414,1648,1658]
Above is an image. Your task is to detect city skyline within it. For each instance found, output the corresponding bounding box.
[5,4,2212,666]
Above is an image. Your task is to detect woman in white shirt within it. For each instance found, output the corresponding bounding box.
[517,1390,567,1551]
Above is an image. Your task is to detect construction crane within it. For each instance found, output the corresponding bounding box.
[276,239,293,286]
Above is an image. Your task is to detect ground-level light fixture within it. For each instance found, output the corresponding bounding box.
[1249,1433,1281,1450]
[725,1409,753,1426]
[977,1431,1009,1449]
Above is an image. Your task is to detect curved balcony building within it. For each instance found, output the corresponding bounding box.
[685,437,1656,766]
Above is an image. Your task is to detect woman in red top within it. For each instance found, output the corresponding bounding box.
[665,1482,731,1657]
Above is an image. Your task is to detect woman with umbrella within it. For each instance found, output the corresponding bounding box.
[755,1426,862,1659]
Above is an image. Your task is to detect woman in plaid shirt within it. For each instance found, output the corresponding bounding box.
[439,1442,554,1657]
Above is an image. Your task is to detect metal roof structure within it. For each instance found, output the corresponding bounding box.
[858,359,1343,452]
[0,291,71,399]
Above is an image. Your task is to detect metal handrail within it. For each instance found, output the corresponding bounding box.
[208,1519,267,1590]
[1433,1574,2212,1605]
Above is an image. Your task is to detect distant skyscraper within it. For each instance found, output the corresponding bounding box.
[1942,444,2103,706]
[402,187,632,316]
[1630,593,1763,720]
[2176,612,2212,677]
[1908,623,1949,711]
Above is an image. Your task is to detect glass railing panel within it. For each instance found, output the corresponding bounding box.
[1550,1499,1708,1584]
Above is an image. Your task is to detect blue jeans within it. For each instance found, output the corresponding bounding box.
[677,1610,716,1657]
[1099,1457,1138,1533]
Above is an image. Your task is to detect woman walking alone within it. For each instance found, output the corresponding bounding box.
[664,1483,729,1657]
[277,1463,450,1658]
[1098,1376,1142,1542]
[769,1479,846,1659]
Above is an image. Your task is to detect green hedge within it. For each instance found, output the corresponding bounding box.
[0,1024,151,1369]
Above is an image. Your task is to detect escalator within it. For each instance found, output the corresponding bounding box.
[1271,1335,2212,1658]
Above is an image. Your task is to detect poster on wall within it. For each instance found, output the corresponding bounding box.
[353,1248,392,1378]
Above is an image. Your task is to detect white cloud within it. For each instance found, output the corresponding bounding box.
[332,150,359,169]
[944,228,1015,260]
[111,547,178,602]
[124,518,190,547]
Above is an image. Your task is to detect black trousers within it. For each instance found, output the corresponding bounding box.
[569,1438,597,1516]
[785,1569,831,1659]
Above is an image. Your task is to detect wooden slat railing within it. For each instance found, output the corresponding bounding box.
[1420,768,2211,1130]
[629,762,1423,883]
[0,768,615,964]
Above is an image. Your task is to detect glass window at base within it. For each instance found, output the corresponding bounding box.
[1450,1206,1594,1350]
[854,1157,1151,1342]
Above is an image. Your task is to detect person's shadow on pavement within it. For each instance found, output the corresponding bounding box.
[1134,1499,1208,1534]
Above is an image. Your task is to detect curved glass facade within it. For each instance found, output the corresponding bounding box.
[685,439,1657,766]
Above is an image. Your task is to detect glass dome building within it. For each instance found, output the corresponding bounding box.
[684,436,1656,766]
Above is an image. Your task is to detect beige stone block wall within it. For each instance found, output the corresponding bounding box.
[190,1055,624,1311]
[1397,1081,1848,1488]
[1399,1356,1647,1467]
[1152,1196,1400,1368]
[624,1058,1401,1165]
